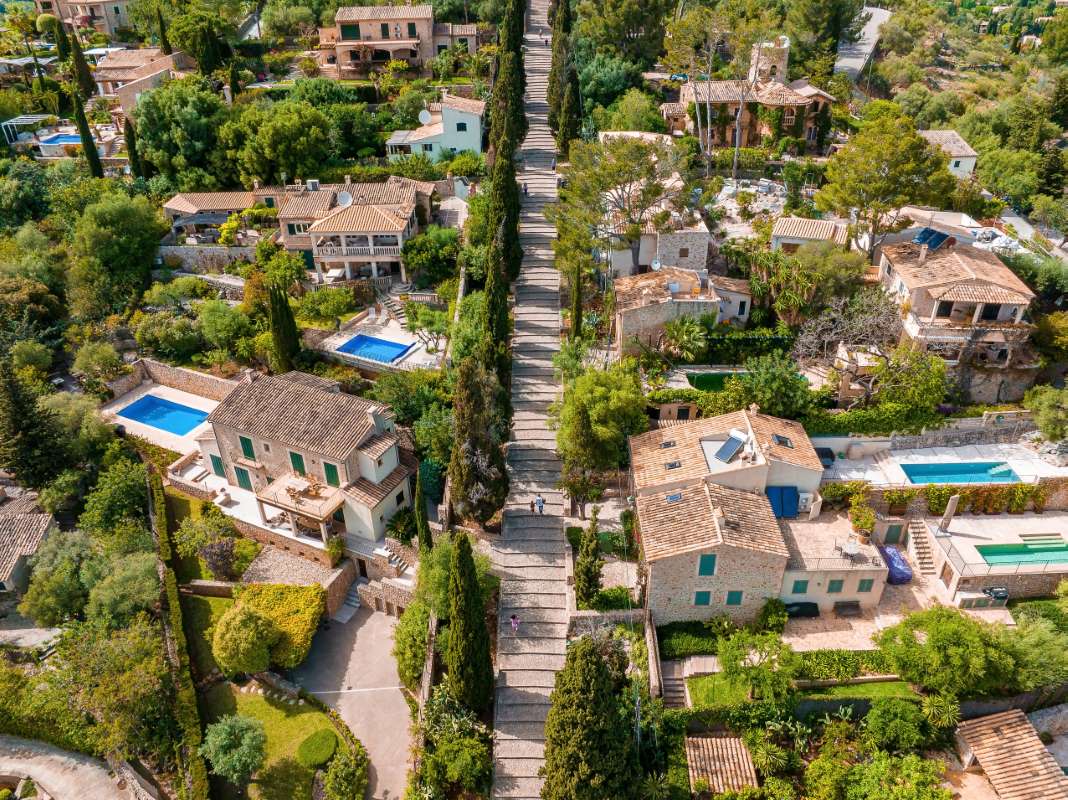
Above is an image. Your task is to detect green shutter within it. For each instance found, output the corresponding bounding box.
[407,21,416,36]
[210,454,225,477]
[234,467,253,491]
[289,451,306,475]
[858,578,874,593]
[332,508,345,523]
[694,591,710,606]
[725,590,743,606]
[697,553,717,576]
[791,579,808,594]
[381,22,389,37]
[828,579,844,594]
[340,23,359,39]
[324,462,340,487]
[302,249,315,270]
[239,436,255,460]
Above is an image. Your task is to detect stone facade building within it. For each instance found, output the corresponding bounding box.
[0,491,54,597]
[611,267,721,355]
[770,216,850,253]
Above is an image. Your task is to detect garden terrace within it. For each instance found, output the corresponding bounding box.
[256,473,346,542]
[684,734,758,795]
[779,512,886,572]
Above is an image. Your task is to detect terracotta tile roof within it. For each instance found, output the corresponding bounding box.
[930,281,1034,305]
[685,736,759,796]
[613,268,714,311]
[164,192,255,215]
[919,129,978,158]
[684,80,750,104]
[637,481,787,561]
[957,710,1068,800]
[278,189,339,220]
[708,275,752,295]
[0,491,42,515]
[660,102,687,115]
[359,431,399,459]
[629,410,822,493]
[753,82,812,106]
[95,47,164,77]
[434,22,478,35]
[277,371,340,391]
[344,462,413,507]
[207,373,386,461]
[309,202,412,233]
[788,79,836,102]
[772,216,849,246]
[882,242,1034,303]
[336,4,433,21]
[0,513,53,583]
[440,93,486,115]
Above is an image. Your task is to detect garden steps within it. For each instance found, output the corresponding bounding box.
[907,519,937,575]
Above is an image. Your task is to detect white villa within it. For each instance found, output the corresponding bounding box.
[386,93,486,160]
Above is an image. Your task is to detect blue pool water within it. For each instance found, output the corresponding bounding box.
[900,461,1020,484]
[118,394,209,436]
[40,133,83,145]
[337,334,413,363]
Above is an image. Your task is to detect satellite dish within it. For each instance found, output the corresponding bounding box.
[418,109,432,125]
[337,190,353,208]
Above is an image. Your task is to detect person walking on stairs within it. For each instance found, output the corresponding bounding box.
[510,614,521,634]
[534,494,545,515]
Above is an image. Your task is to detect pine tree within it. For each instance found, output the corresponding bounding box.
[229,59,242,97]
[414,463,433,554]
[542,637,640,800]
[267,283,300,373]
[70,34,95,100]
[547,0,572,134]
[573,506,603,607]
[443,532,493,713]
[447,358,509,525]
[556,65,581,154]
[0,361,68,489]
[123,117,143,179]
[72,90,103,179]
[158,8,172,54]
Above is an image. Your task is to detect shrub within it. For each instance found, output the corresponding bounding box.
[212,604,277,677]
[796,649,891,681]
[326,535,344,566]
[392,598,431,692]
[862,697,927,752]
[819,481,868,509]
[657,617,738,660]
[300,286,356,320]
[589,586,633,611]
[754,598,788,634]
[324,741,370,800]
[924,484,956,515]
[235,584,325,669]
[296,728,337,768]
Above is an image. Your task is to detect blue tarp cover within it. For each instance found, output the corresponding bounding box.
[879,544,914,584]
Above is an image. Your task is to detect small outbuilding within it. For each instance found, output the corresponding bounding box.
[956,710,1068,800]
[685,734,758,795]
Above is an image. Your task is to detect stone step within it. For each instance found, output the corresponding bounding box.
[497,668,561,688]
[497,685,555,705]
[494,739,546,760]
[497,636,566,656]
[491,776,545,799]
[494,700,551,724]
[496,565,567,581]
[493,606,567,625]
[494,720,548,741]
[496,757,546,779]
[496,621,568,639]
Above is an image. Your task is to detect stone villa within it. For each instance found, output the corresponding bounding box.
[611,268,722,355]
[630,410,888,624]
[0,488,54,597]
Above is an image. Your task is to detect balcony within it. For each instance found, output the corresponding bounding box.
[315,245,401,257]
[904,312,1033,345]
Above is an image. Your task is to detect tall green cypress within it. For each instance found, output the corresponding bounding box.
[490,51,526,161]
[447,358,508,525]
[487,154,522,279]
[229,59,242,98]
[556,65,581,154]
[480,223,511,387]
[443,532,493,713]
[568,260,583,340]
[573,506,602,607]
[72,90,103,179]
[158,8,172,54]
[414,463,433,554]
[547,0,572,135]
[0,360,68,489]
[123,117,143,179]
[70,34,95,100]
[268,283,300,373]
[48,18,71,61]
[542,637,641,800]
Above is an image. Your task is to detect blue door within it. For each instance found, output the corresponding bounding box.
[767,486,800,518]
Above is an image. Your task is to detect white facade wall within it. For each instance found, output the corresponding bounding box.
[716,288,751,325]
[779,567,887,611]
[765,461,822,494]
[946,156,976,179]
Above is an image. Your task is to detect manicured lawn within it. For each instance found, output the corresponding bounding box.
[799,680,917,700]
[166,489,208,582]
[199,682,336,800]
[181,594,235,680]
[686,674,749,709]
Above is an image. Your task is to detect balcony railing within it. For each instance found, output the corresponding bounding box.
[931,525,1068,578]
[315,245,401,257]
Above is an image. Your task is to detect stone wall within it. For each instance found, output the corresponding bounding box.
[158,245,255,272]
[656,230,712,271]
[385,536,420,568]
[955,363,1041,405]
[567,607,645,635]
[618,298,721,354]
[322,559,356,616]
[232,518,333,567]
[357,579,413,616]
[957,570,1067,599]
[107,367,145,399]
[184,580,235,598]
[141,358,242,401]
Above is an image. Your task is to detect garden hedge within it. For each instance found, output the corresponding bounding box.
[235,583,326,669]
[795,649,892,681]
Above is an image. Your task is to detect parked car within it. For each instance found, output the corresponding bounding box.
[784,601,819,618]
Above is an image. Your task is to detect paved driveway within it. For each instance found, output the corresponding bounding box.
[293,607,410,800]
[0,735,134,799]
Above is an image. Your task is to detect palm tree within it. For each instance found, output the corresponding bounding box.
[661,316,707,363]
[921,693,960,729]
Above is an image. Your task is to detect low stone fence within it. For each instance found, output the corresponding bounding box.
[322,559,356,617]
[159,244,254,271]
[960,683,1068,720]
[417,610,439,719]
[646,611,663,699]
[108,358,242,402]
[567,607,645,635]
[385,536,419,567]
[184,579,234,598]
[357,579,412,616]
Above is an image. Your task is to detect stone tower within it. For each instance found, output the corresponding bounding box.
[748,35,791,84]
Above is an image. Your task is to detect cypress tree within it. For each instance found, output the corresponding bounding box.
[267,283,300,373]
[47,17,71,62]
[229,59,242,97]
[443,532,493,713]
[0,361,68,489]
[447,358,508,525]
[123,117,143,179]
[70,35,95,100]
[158,8,172,54]
[573,506,603,607]
[414,463,433,554]
[72,90,103,179]
[490,51,526,161]
[479,223,512,389]
[486,154,522,279]
[542,637,640,800]
[568,260,583,340]
[547,0,572,134]
[556,65,581,154]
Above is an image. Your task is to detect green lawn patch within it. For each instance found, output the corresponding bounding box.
[686,674,749,709]
[657,620,732,660]
[1009,598,1068,633]
[199,682,337,800]
[799,680,917,701]
[181,594,235,680]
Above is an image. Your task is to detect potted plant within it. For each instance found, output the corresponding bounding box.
[849,494,876,544]
[1033,485,1049,514]
[883,488,918,516]
[1007,484,1031,514]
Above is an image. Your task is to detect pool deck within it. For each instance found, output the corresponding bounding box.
[927,512,1068,571]
[824,443,1068,486]
[319,318,443,372]
[101,382,218,454]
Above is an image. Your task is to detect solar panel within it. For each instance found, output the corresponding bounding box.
[927,231,949,250]
[666,492,683,503]
[714,435,745,463]
[912,228,934,245]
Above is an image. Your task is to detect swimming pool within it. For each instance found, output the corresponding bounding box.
[39,133,83,145]
[977,542,1068,566]
[900,462,1020,484]
[118,394,210,436]
[686,370,747,391]
[337,333,413,363]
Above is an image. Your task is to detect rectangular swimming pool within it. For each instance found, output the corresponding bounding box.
[118,394,209,436]
[337,333,413,363]
[40,133,83,145]
[900,462,1020,484]
[978,542,1068,566]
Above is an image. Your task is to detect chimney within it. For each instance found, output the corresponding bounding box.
[918,244,928,264]
[939,494,961,531]
[253,179,261,189]
[344,174,351,184]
